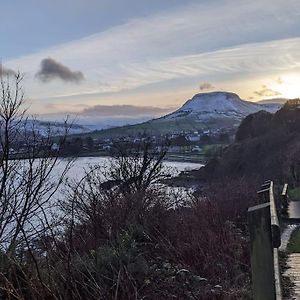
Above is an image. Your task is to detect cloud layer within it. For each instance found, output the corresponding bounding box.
[3,0,300,113]
[35,58,84,83]
[254,85,282,97]
[199,83,215,91]
[81,104,174,117]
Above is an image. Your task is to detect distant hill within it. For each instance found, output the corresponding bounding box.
[76,92,281,138]
[257,98,288,105]
[26,120,91,136]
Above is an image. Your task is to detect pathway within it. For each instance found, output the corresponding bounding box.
[284,253,300,299]
[283,200,300,299]
[288,201,300,220]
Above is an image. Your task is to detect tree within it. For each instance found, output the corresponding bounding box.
[219,132,230,143]
[201,134,211,143]
[85,136,94,150]
[0,71,72,298]
[63,139,172,243]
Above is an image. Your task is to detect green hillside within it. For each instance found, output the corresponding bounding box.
[73,115,239,139]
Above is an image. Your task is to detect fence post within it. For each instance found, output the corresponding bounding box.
[248,202,276,300]
[281,184,288,215]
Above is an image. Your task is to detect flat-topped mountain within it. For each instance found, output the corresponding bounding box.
[162,91,280,122]
[75,92,282,138]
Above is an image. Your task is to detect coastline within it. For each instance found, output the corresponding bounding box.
[69,151,206,164]
[8,151,206,165]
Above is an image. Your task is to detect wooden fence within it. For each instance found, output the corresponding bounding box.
[248,180,288,300]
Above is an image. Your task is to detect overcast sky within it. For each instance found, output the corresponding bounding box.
[2,0,300,123]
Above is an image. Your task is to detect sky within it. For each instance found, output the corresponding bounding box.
[2,0,300,126]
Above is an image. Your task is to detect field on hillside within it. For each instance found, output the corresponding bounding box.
[75,116,239,139]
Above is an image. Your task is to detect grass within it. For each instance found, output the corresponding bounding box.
[71,118,207,139]
[287,227,300,253]
[70,116,238,139]
[289,187,300,201]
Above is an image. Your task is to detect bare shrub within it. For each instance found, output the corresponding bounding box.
[0,75,254,299]
[47,142,252,300]
[0,72,72,299]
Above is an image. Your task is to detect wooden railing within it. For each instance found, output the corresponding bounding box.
[248,180,288,300]
[281,183,289,215]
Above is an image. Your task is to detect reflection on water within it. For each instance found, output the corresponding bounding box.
[49,157,204,202]
[1,157,203,249]
[56,156,204,183]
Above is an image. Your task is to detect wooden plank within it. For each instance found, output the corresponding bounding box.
[262,182,271,188]
[273,248,282,300]
[270,181,281,248]
[282,184,288,197]
[281,184,288,215]
[248,202,276,300]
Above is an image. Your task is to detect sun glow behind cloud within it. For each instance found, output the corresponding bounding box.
[269,74,300,99]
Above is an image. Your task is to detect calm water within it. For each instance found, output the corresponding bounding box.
[0,157,203,250]
[55,156,204,182]
[47,156,204,204]
[5,157,203,246]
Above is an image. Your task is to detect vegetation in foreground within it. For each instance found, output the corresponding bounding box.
[279,251,294,299]
[289,187,300,201]
[0,74,255,299]
[0,141,254,299]
[6,75,300,299]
